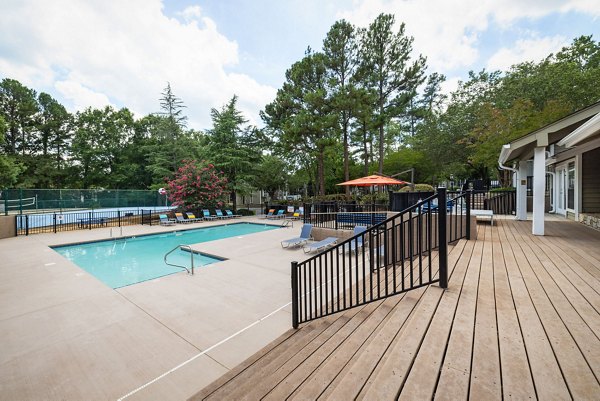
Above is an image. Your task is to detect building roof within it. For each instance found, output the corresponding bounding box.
[498,101,600,165]
[558,111,600,147]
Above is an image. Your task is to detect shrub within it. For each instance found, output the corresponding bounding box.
[398,184,435,192]
[236,208,255,216]
[490,187,515,192]
[165,160,228,210]
[360,191,389,204]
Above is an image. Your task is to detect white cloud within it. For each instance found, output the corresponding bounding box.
[0,0,276,129]
[177,5,203,22]
[337,0,597,73]
[487,35,569,71]
[55,80,113,111]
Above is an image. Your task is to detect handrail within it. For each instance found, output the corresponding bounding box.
[163,244,195,275]
[291,188,471,328]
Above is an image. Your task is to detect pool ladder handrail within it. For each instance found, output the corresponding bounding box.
[164,244,195,275]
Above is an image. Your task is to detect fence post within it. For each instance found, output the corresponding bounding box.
[437,187,448,289]
[466,190,472,240]
[334,203,338,230]
[291,261,299,329]
[25,215,29,236]
[53,213,57,233]
[302,203,307,224]
[118,210,121,227]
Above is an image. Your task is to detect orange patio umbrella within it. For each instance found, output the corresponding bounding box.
[337,174,408,187]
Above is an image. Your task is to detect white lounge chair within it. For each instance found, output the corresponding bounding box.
[159,214,176,226]
[281,224,313,248]
[303,237,338,254]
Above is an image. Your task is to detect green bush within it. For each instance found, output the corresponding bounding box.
[306,193,350,202]
[397,184,435,192]
[490,187,515,192]
[360,191,389,204]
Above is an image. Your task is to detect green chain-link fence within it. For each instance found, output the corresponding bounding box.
[1,188,168,215]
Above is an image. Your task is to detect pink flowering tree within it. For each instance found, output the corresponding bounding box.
[165,160,228,210]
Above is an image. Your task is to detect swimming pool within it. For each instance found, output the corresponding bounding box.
[53,222,279,289]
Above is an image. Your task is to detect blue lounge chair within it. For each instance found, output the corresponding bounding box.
[159,214,176,226]
[342,226,368,254]
[267,210,285,219]
[281,224,313,248]
[215,209,230,219]
[226,210,241,218]
[202,209,217,220]
[303,237,338,254]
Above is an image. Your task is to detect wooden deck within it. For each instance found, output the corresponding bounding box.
[190,218,600,400]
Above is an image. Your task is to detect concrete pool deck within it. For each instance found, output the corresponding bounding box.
[0,217,312,400]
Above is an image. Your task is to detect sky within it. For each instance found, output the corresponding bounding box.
[1,0,599,130]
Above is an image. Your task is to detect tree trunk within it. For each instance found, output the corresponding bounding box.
[363,126,369,176]
[231,190,237,211]
[317,150,326,196]
[343,118,349,196]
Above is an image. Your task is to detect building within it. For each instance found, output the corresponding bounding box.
[498,101,600,235]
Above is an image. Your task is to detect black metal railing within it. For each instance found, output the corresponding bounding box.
[447,189,515,215]
[302,202,389,229]
[291,188,470,328]
[16,208,171,236]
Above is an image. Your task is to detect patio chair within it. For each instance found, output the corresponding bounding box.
[215,209,230,219]
[185,212,202,222]
[267,210,286,219]
[288,211,301,220]
[281,224,313,248]
[225,209,241,218]
[303,237,339,254]
[261,209,275,219]
[202,209,217,221]
[175,212,192,224]
[159,214,176,226]
[342,225,368,254]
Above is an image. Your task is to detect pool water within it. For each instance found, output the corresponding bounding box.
[53,222,279,288]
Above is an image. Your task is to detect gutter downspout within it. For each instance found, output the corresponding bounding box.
[498,144,518,174]
[498,144,523,219]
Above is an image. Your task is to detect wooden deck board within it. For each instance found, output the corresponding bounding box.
[188,219,600,401]
[434,227,486,401]
[396,238,473,400]
[491,220,537,400]
[497,221,573,400]
[470,224,502,400]
[504,221,600,397]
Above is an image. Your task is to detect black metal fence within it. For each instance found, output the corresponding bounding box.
[16,208,171,236]
[302,202,389,230]
[291,188,471,328]
[447,190,515,214]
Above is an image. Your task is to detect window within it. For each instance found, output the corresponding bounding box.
[567,161,575,210]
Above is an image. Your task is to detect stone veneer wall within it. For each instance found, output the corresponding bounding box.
[579,213,600,231]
